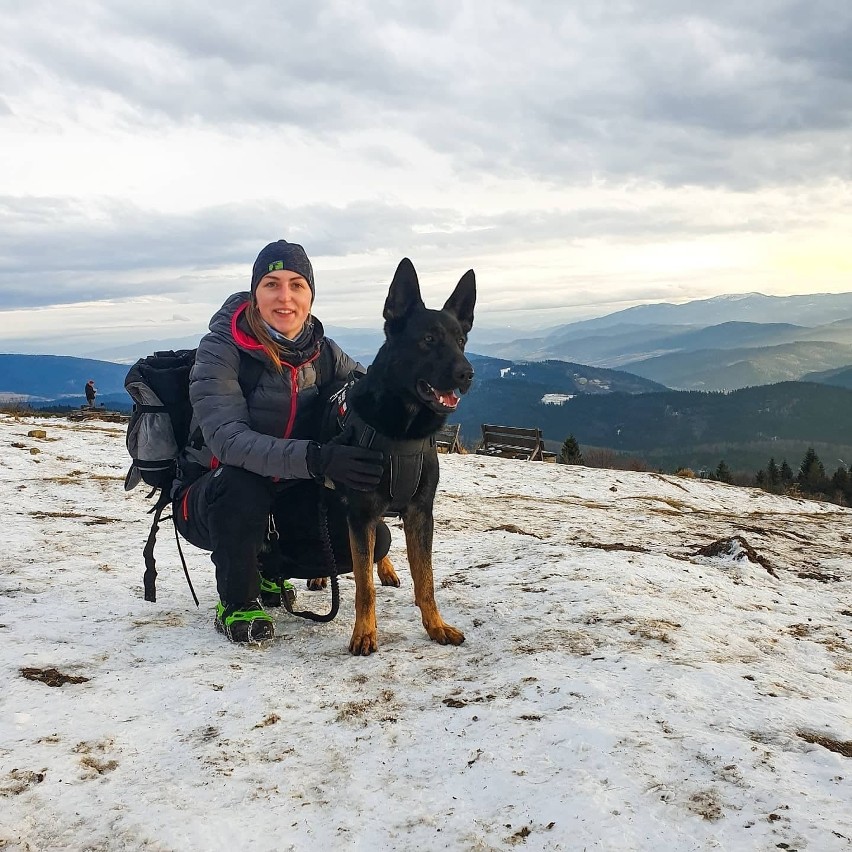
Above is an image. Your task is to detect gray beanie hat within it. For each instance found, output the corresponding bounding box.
[250,240,314,299]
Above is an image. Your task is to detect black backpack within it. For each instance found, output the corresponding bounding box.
[123,346,332,605]
[123,349,267,494]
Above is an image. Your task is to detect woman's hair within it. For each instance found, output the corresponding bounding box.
[244,300,286,373]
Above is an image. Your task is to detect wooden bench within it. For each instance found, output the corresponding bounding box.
[476,424,557,462]
[435,423,463,454]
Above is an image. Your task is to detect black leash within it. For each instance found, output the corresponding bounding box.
[279,493,340,623]
[170,511,199,607]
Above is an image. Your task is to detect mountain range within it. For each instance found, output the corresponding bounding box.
[41,290,852,393]
[0,352,665,406]
[4,289,851,474]
[475,294,852,390]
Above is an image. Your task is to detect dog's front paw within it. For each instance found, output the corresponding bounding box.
[426,622,465,646]
[376,556,400,587]
[349,627,378,656]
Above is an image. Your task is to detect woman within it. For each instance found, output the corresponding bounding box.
[173,240,388,644]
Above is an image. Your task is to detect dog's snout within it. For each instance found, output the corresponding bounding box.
[454,362,474,393]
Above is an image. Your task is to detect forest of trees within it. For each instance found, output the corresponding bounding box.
[752,448,852,506]
[559,432,852,507]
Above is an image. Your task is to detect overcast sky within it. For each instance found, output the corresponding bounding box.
[2,0,851,354]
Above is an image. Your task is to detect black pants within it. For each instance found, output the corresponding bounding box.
[173,466,390,605]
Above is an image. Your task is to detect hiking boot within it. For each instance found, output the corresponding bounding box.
[259,577,296,609]
[214,600,274,644]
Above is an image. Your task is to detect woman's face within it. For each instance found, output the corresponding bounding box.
[254,269,313,339]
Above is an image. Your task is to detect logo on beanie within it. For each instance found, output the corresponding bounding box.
[267,260,285,272]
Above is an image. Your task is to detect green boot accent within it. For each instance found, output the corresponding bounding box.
[259,576,297,609]
[214,599,274,644]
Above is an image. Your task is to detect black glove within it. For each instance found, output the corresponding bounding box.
[307,442,384,491]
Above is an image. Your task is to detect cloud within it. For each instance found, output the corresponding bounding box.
[3,1,851,190]
[3,185,835,310]
[1,0,851,346]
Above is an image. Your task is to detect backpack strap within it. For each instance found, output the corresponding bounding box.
[142,490,171,603]
[182,353,266,452]
[143,489,199,606]
[237,353,266,397]
[312,339,337,388]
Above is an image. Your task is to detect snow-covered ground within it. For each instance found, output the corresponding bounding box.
[1,412,850,852]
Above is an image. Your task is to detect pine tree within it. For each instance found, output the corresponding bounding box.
[715,459,733,484]
[754,469,767,488]
[798,447,827,494]
[779,459,794,486]
[767,457,780,492]
[831,466,849,504]
[560,434,584,465]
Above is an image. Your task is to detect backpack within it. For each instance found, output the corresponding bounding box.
[123,345,333,605]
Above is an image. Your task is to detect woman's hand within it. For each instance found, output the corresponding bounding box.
[308,443,384,491]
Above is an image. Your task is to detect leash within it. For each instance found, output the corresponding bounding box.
[278,493,340,623]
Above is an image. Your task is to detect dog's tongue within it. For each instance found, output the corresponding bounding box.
[436,389,460,409]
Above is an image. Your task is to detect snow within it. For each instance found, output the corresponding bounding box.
[1,413,851,852]
[540,394,574,406]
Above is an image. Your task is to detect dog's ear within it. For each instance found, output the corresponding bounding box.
[383,258,425,324]
[442,269,476,334]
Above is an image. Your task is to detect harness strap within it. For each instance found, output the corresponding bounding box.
[345,408,435,513]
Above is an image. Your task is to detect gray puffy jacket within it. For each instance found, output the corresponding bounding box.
[176,293,360,487]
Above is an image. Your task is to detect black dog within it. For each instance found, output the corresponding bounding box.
[327,258,475,655]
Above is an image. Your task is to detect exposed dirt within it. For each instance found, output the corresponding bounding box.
[797,731,852,758]
[694,535,779,577]
[0,769,46,797]
[577,540,650,553]
[486,524,542,537]
[20,667,90,687]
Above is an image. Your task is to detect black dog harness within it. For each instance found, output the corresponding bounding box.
[329,383,435,513]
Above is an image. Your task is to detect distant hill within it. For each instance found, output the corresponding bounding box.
[625,341,852,390]
[0,354,129,401]
[476,294,852,389]
[467,354,666,394]
[480,321,820,366]
[448,380,852,473]
[548,291,852,332]
[478,323,697,363]
[801,364,852,390]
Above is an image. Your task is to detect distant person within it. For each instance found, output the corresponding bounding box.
[85,379,97,408]
[171,239,389,645]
